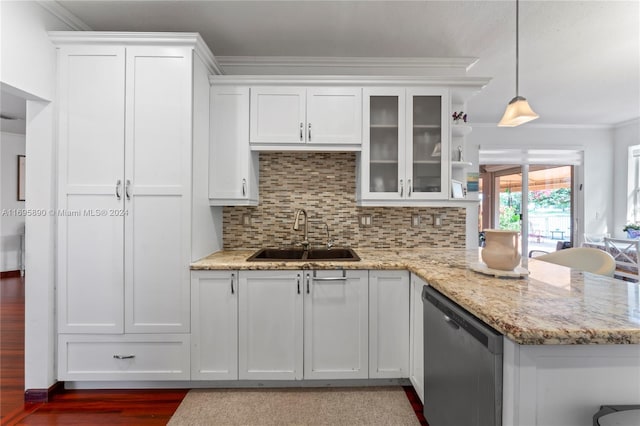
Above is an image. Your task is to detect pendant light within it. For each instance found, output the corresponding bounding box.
[498,0,539,127]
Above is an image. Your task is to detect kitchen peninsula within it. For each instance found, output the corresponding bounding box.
[192,248,640,426]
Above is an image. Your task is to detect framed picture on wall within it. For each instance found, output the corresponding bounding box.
[17,155,25,201]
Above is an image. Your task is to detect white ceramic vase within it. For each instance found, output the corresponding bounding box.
[481,229,521,271]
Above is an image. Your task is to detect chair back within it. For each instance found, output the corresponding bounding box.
[604,238,640,282]
[535,247,616,277]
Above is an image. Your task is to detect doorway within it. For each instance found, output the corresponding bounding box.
[479,164,574,256]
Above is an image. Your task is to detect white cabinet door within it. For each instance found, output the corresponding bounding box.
[191,271,238,380]
[359,88,450,203]
[303,270,368,380]
[409,274,426,403]
[57,46,126,334]
[405,89,450,200]
[124,46,192,333]
[306,88,362,145]
[369,270,410,378]
[238,270,304,380]
[209,86,258,205]
[361,88,406,201]
[250,87,306,144]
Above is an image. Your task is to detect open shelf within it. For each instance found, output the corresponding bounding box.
[452,124,472,137]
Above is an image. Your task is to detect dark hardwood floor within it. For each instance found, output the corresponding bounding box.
[1,274,426,425]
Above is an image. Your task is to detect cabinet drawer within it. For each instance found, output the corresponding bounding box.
[58,334,190,380]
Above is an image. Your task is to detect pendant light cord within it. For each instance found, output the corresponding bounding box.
[515,0,520,97]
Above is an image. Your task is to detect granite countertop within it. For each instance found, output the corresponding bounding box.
[191,248,640,345]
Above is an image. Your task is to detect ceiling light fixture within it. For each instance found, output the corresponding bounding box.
[498,0,539,127]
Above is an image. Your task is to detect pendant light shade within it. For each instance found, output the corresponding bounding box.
[498,0,539,127]
[498,96,539,127]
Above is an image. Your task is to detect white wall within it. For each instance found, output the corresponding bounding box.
[469,124,614,239]
[613,118,640,237]
[0,132,26,271]
[0,0,74,391]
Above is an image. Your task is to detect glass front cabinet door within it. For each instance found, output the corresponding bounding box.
[361,88,449,202]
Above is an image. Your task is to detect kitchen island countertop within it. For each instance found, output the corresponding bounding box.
[191,248,640,345]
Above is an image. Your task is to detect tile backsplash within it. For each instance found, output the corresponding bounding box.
[223,152,466,249]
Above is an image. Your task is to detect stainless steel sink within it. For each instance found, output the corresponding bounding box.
[247,247,360,262]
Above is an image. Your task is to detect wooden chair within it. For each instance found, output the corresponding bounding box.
[534,247,616,277]
[604,238,640,282]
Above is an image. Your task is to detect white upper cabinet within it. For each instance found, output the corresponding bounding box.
[306,88,362,145]
[359,87,450,204]
[249,86,362,149]
[250,87,306,144]
[209,85,259,205]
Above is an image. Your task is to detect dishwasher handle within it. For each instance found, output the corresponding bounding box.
[423,285,503,354]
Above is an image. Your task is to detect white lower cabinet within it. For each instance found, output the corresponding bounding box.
[369,270,410,378]
[303,270,369,380]
[238,270,304,380]
[409,273,427,403]
[237,270,368,380]
[191,271,238,380]
[58,334,190,381]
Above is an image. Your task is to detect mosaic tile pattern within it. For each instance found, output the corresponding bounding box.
[223,152,466,249]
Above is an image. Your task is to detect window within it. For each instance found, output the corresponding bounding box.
[630,145,640,223]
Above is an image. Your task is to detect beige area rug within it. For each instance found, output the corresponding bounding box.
[167,387,420,426]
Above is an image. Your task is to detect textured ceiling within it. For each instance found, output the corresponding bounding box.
[56,0,640,126]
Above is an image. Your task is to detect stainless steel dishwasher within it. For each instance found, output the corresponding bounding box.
[422,285,503,426]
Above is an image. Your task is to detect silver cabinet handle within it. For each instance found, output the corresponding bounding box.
[115,179,122,200]
[297,274,301,295]
[299,123,303,141]
[308,123,312,141]
[231,273,235,295]
[306,273,310,294]
[400,179,404,197]
[242,179,247,197]
[113,354,135,359]
[125,179,131,200]
[312,270,347,282]
[408,179,412,197]
[312,277,348,282]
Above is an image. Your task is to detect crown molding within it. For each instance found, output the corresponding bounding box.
[48,31,223,74]
[216,56,478,77]
[37,1,92,31]
[613,117,640,129]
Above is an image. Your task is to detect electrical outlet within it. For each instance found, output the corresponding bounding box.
[411,214,421,227]
[359,214,372,227]
[434,215,443,227]
[242,214,251,226]
[424,214,434,225]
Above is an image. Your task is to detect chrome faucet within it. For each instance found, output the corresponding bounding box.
[324,222,334,250]
[293,208,310,251]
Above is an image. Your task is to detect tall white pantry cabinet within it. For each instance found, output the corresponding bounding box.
[52,32,221,381]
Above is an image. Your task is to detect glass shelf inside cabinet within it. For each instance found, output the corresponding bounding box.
[369,96,399,193]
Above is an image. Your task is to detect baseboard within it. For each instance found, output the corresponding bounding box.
[1,270,21,278]
[25,382,64,403]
